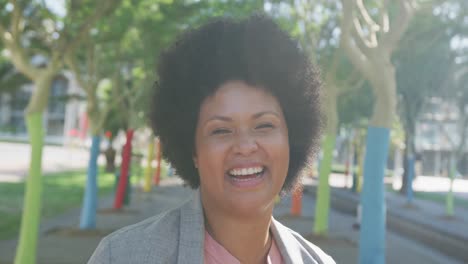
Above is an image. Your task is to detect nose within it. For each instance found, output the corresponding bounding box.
[233,132,258,156]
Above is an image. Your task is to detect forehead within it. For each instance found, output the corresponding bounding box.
[198,81,283,119]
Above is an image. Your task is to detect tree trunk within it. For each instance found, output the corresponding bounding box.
[153,139,162,186]
[446,153,455,216]
[400,123,416,205]
[314,80,338,236]
[79,95,105,228]
[14,113,44,264]
[143,138,155,192]
[114,129,134,209]
[25,71,56,114]
[15,72,56,264]
[314,78,338,235]
[400,134,409,195]
[79,135,101,229]
[359,59,395,264]
[104,145,116,173]
[314,134,336,235]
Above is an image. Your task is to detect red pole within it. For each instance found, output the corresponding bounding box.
[291,188,302,216]
[153,139,162,186]
[114,129,134,209]
[80,113,89,139]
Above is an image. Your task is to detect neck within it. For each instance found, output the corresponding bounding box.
[203,202,274,264]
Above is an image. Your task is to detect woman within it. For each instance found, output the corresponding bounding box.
[89,14,334,264]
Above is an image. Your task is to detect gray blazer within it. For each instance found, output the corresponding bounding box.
[88,191,335,264]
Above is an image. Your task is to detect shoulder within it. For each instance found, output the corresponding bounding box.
[271,219,335,264]
[287,229,336,264]
[87,207,182,264]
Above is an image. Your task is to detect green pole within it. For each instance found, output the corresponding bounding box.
[446,156,455,217]
[314,134,335,235]
[14,113,44,264]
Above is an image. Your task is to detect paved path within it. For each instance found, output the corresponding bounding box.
[0,142,101,182]
[0,178,462,264]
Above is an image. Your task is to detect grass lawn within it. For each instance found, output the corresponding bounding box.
[412,191,468,210]
[387,186,468,211]
[0,169,116,240]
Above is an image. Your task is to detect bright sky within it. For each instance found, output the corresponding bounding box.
[44,0,66,17]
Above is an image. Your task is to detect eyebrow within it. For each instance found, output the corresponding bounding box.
[253,111,280,119]
[204,111,280,125]
[205,115,233,124]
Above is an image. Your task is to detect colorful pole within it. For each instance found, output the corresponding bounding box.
[352,145,358,193]
[291,188,302,216]
[143,138,155,192]
[153,139,162,186]
[14,113,44,264]
[314,134,335,235]
[446,156,455,217]
[406,155,415,204]
[114,129,134,209]
[79,135,101,229]
[359,126,390,264]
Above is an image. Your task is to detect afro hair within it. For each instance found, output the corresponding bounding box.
[150,14,322,192]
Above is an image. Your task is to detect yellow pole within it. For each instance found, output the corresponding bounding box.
[143,138,155,192]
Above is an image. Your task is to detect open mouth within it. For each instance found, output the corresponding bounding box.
[226,166,266,184]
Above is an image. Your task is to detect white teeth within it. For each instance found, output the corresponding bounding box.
[229,167,263,176]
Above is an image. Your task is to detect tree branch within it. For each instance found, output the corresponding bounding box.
[382,0,416,53]
[379,0,390,33]
[11,0,22,42]
[87,42,96,86]
[0,22,8,43]
[356,0,380,33]
[340,0,372,77]
[65,54,90,94]
[7,42,41,81]
[0,3,41,81]
[353,17,377,48]
[57,0,122,58]
[95,81,140,132]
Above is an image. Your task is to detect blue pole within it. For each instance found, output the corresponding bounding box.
[359,126,390,264]
[406,156,415,203]
[352,147,358,193]
[80,135,101,229]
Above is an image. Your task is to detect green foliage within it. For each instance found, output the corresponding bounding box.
[0,62,28,92]
[394,3,458,151]
[338,81,374,127]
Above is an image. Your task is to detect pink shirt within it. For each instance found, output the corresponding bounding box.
[204,230,284,264]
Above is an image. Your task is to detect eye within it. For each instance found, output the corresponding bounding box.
[211,128,232,135]
[255,123,275,130]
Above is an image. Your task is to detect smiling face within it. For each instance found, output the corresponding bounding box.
[194,81,289,217]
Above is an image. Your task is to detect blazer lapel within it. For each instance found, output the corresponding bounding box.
[177,190,205,264]
[270,218,305,264]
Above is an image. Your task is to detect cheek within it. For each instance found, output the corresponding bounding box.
[262,133,290,170]
[196,141,229,177]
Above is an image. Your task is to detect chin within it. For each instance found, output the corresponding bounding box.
[224,192,276,217]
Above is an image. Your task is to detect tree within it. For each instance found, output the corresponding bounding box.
[395,6,455,200]
[281,0,370,235]
[0,1,120,263]
[340,0,417,262]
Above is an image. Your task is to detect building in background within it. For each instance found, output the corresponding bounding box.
[416,97,468,176]
[0,71,87,145]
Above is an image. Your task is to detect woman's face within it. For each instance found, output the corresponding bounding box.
[194,81,289,217]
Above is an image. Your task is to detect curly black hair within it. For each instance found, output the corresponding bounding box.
[150,14,322,192]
